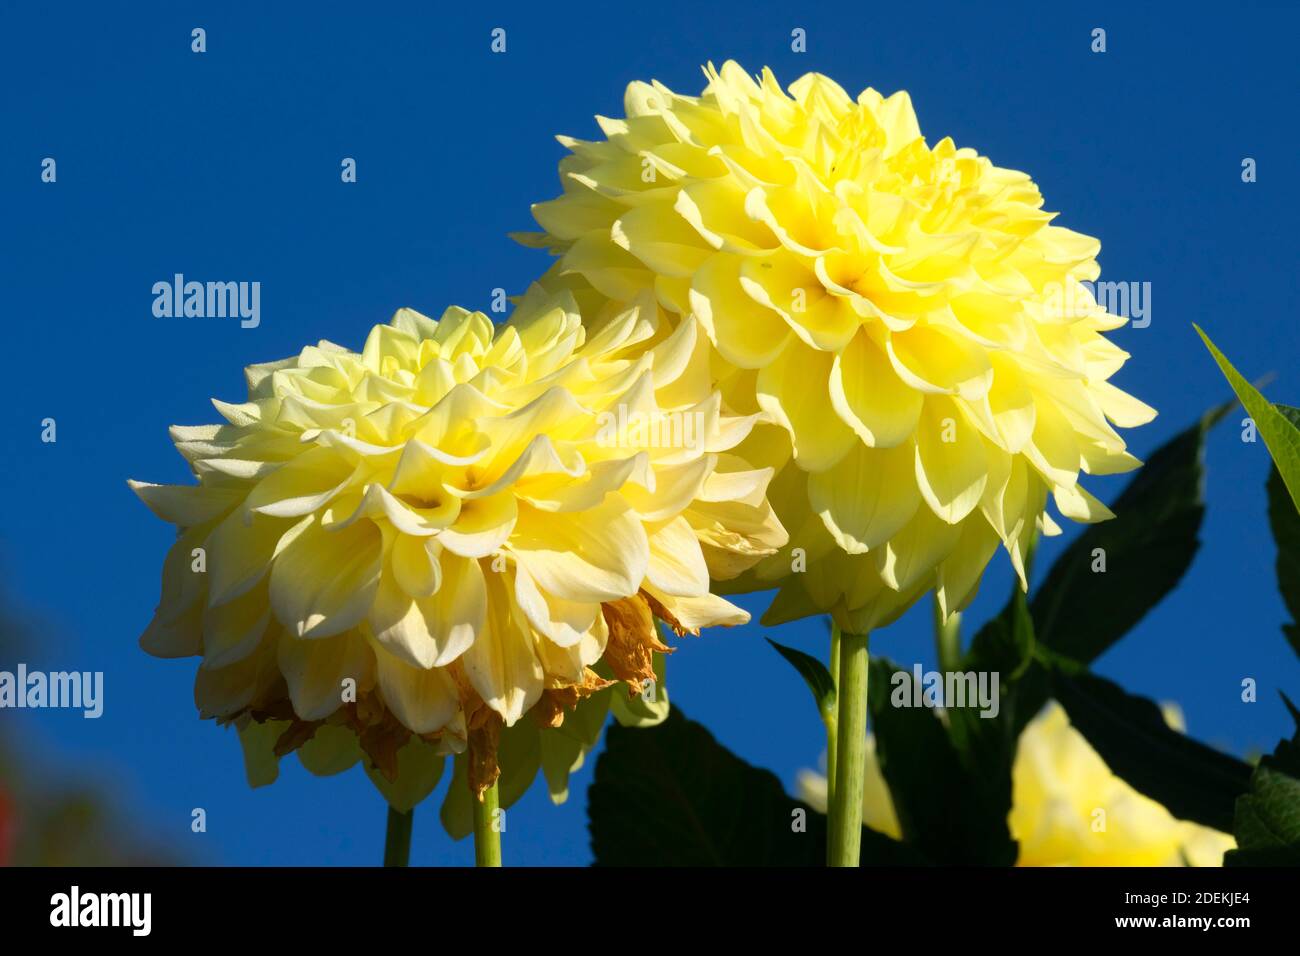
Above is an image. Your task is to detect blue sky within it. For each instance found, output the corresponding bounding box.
[2,1,1298,865]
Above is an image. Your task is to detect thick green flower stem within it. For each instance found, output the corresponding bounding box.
[828,630,869,867]
[473,781,503,867]
[934,598,962,674]
[384,806,413,867]
[825,622,842,818]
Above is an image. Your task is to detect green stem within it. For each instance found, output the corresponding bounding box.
[825,621,842,821]
[383,806,413,867]
[473,781,503,867]
[828,630,869,867]
[934,597,962,674]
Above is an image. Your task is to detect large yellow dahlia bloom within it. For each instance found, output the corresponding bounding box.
[798,703,1235,866]
[130,286,785,793]
[520,62,1155,630]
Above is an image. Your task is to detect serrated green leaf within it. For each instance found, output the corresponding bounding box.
[1031,411,1212,667]
[869,657,1017,865]
[1052,671,1252,832]
[588,706,926,866]
[1226,700,1300,866]
[766,637,836,722]
[948,584,1045,834]
[1197,326,1300,511]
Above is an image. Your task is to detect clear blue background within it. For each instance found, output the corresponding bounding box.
[2,1,1298,865]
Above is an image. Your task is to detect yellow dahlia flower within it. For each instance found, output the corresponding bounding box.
[520,61,1155,630]
[130,285,785,793]
[798,703,1235,866]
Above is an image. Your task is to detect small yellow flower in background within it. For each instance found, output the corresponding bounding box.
[798,702,1235,866]
[519,61,1155,631]
[797,736,901,839]
[1009,703,1234,866]
[130,285,785,798]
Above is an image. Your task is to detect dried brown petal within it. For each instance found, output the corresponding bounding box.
[468,713,503,801]
[602,594,673,694]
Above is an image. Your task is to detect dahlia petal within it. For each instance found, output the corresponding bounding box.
[463,572,544,725]
[391,533,442,598]
[128,480,242,527]
[886,325,993,400]
[738,254,859,352]
[829,330,923,448]
[674,179,772,252]
[511,498,649,603]
[644,581,750,631]
[1095,380,1158,428]
[562,230,655,301]
[195,639,276,719]
[202,580,273,670]
[1080,441,1142,476]
[935,518,1002,620]
[1022,394,1082,488]
[276,629,375,721]
[756,342,856,471]
[874,506,962,592]
[761,579,827,627]
[207,510,294,607]
[809,441,920,554]
[987,355,1037,453]
[243,447,355,518]
[646,515,712,596]
[338,483,456,537]
[437,493,518,558]
[690,253,791,369]
[612,203,713,277]
[1053,482,1115,524]
[914,398,988,524]
[269,518,383,639]
[519,453,648,514]
[512,561,600,648]
[140,600,203,660]
[532,192,621,241]
[621,455,712,521]
[140,525,210,658]
[368,552,484,668]
[372,645,460,734]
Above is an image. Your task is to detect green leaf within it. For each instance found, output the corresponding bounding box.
[588,706,926,865]
[296,723,362,777]
[1030,410,1214,667]
[1267,406,1300,658]
[439,754,473,840]
[610,643,670,728]
[439,715,553,839]
[869,658,1017,865]
[1226,697,1300,866]
[236,720,286,789]
[766,637,836,722]
[542,687,613,803]
[1197,325,1300,511]
[948,586,1046,835]
[365,736,445,813]
[538,729,583,804]
[1051,671,1252,832]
